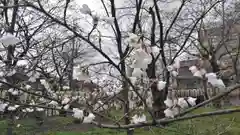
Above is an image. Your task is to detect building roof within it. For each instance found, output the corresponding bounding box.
[179,59,199,67]
[177,59,200,77]
[71,80,99,91]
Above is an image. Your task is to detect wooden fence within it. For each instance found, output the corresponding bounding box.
[170,88,240,97]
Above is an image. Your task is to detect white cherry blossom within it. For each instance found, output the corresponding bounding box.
[129,77,137,84]
[164,98,177,108]
[64,104,70,110]
[6,69,16,76]
[36,107,44,111]
[193,70,202,78]
[199,68,207,75]
[157,81,166,91]
[25,85,31,90]
[49,101,58,106]
[8,105,18,111]
[83,113,95,123]
[205,73,217,79]
[187,97,197,106]
[189,66,198,74]
[106,91,115,96]
[167,65,174,72]
[129,100,135,109]
[0,33,20,46]
[63,86,70,89]
[133,48,150,60]
[22,109,26,112]
[62,97,70,105]
[208,78,225,88]
[131,114,146,124]
[131,59,148,69]
[164,107,179,118]
[177,98,188,108]
[132,68,143,77]
[11,90,19,96]
[39,97,46,102]
[0,103,8,112]
[72,108,84,119]
[26,108,34,112]
[173,60,180,69]
[151,46,160,54]
[17,60,28,66]
[8,88,14,93]
[171,71,178,77]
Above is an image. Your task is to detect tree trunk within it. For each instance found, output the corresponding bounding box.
[210,56,222,108]
[202,78,209,100]
[120,56,132,134]
[146,59,168,118]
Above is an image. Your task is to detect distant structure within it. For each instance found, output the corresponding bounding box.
[172,20,240,104]
[199,19,240,62]
[176,59,202,89]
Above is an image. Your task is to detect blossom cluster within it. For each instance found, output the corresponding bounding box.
[164,97,197,118]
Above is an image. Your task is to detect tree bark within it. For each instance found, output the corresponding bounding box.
[146,58,167,118]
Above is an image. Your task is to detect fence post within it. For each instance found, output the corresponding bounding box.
[202,77,209,100]
[212,87,221,108]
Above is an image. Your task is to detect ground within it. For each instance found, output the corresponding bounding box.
[0,106,239,135]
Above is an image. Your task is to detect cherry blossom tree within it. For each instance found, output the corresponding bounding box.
[0,0,240,135]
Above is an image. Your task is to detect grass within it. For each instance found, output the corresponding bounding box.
[43,106,240,135]
[0,106,239,135]
[0,116,76,135]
